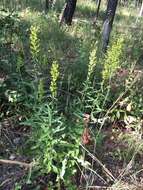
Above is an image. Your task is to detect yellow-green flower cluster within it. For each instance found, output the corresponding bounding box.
[30,25,40,60]
[102,37,124,81]
[87,48,97,81]
[50,61,59,98]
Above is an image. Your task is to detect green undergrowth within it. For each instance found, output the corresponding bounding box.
[1,2,143,189]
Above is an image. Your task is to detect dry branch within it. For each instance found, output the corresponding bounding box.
[0,159,33,168]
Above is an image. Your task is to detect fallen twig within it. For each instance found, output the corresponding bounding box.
[80,144,116,182]
[85,186,108,189]
[0,178,12,187]
[0,159,33,168]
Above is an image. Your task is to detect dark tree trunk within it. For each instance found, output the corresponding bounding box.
[45,0,49,11]
[102,0,118,52]
[60,0,77,25]
[93,0,102,24]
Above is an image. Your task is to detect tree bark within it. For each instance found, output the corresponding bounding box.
[93,0,102,24]
[102,0,118,52]
[45,0,50,11]
[60,0,77,25]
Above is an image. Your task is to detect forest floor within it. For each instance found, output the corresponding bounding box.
[1,117,143,190]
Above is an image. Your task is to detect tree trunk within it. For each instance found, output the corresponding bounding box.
[139,1,143,16]
[102,0,118,52]
[60,0,77,25]
[93,0,102,24]
[45,0,49,11]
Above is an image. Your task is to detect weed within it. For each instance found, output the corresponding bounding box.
[23,103,82,189]
[30,25,40,63]
[102,37,124,82]
[50,61,59,98]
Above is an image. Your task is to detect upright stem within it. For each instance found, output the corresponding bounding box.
[94,0,102,24]
[45,0,49,12]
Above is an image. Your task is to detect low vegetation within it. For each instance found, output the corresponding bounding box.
[0,0,143,189]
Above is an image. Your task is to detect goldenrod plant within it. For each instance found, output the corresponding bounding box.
[87,46,97,82]
[102,37,124,81]
[1,1,143,190]
[30,25,40,62]
[50,61,59,98]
